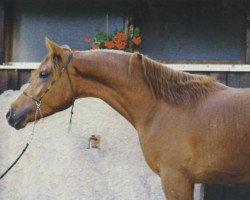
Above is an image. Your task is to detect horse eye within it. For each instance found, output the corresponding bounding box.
[39,71,49,79]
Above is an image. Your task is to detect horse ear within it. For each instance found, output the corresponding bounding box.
[135,52,143,61]
[128,52,143,74]
[45,37,65,57]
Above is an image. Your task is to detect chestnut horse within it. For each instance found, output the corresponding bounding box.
[6,38,250,200]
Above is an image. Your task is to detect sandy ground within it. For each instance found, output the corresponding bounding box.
[0,84,203,200]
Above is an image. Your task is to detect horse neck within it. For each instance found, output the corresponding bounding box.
[72,50,156,128]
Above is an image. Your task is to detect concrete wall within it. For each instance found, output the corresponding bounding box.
[10,0,124,62]
[8,1,246,63]
[135,1,245,62]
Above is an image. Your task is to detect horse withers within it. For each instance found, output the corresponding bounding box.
[6,38,250,200]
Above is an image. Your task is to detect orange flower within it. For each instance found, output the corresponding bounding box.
[104,41,115,49]
[85,37,91,43]
[91,43,99,49]
[132,36,142,46]
[115,32,127,41]
[115,41,127,49]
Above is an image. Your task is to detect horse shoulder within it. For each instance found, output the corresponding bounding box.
[137,102,196,174]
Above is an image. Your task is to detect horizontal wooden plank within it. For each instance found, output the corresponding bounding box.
[1,63,250,72]
[166,64,250,72]
[0,62,40,69]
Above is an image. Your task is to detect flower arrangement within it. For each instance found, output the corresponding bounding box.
[84,27,142,52]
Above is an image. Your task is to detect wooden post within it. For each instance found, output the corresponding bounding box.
[124,13,134,36]
[124,11,134,51]
[0,0,5,64]
[246,11,250,64]
[4,0,12,63]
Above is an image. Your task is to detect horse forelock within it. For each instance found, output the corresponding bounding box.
[130,53,221,104]
[29,54,62,83]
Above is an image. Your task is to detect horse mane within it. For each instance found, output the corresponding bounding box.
[130,53,221,104]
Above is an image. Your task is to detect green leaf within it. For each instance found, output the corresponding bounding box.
[133,27,140,37]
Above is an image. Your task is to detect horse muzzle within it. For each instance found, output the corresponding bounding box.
[6,107,29,130]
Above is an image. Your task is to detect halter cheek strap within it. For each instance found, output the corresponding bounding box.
[64,53,75,128]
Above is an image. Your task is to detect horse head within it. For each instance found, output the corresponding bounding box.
[6,38,75,129]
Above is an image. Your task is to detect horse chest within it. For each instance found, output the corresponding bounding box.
[138,134,161,174]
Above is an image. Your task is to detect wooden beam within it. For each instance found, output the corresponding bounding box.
[124,13,134,35]
[0,0,4,64]
[4,0,13,63]
[246,10,250,64]
[124,11,134,51]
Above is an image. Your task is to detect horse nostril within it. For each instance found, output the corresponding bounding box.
[6,108,13,120]
[6,106,30,129]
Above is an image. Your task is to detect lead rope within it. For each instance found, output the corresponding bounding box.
[68,102,75,133]
[32,101,43,133]
[0,100,43,180]
[64,55,75,133]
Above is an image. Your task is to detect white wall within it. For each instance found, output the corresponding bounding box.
[0,85,203,200]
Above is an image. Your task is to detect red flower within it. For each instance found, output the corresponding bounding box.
[104,41,115,49]
[115,41,127,49]
[132,36,142,46]
[85,37,91,43]
[115,32,127,41]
